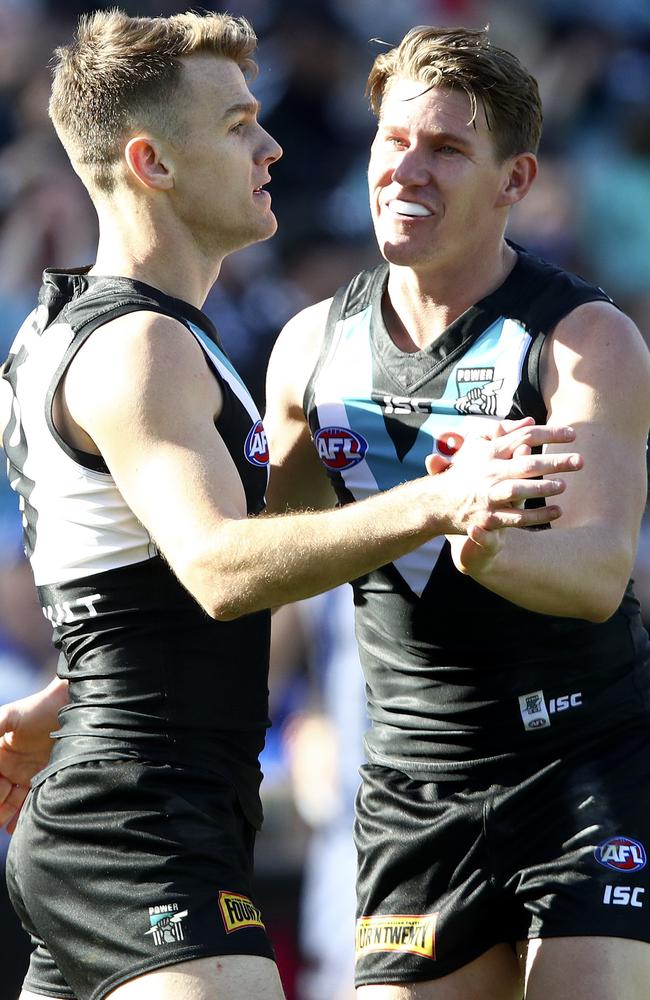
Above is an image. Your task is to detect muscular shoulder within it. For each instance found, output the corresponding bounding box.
[546,301,650,386]
[64,310,222,439]
[542,300,650,423]
[266,297,332,410]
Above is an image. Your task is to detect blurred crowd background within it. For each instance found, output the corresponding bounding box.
[1,0,650,997]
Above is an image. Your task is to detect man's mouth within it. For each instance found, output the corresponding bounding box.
[388,199,432,218]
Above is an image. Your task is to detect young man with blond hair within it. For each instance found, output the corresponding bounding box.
[0,12,582,1000]
[264,24,650,1000]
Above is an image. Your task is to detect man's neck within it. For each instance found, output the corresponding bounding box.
[90,199,224,309]
[384,242,517,352]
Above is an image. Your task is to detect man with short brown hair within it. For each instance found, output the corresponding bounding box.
[265,25,650,1000]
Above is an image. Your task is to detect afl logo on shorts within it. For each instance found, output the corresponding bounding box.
[245,420,269,467]
[314,427,368,470]
[595,836,647,872]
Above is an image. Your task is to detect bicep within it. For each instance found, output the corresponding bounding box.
[106,415,248,565]
[542,304,650,539]
[64,313,248,567]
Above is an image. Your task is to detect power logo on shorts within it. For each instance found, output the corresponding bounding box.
[144,902,189,946]
[245,420,269,467]
[218,891,266,933]
[314,427,368,470]
[595,836,647,872]
[355,913,437,960]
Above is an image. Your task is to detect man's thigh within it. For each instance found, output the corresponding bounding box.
[523,936,650,1000]
[105,955,285,1000]
[355,943,522,1000]
[9,762,275,1000]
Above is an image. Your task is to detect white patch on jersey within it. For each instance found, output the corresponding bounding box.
[7,319,157,585]
[5,315,267,587]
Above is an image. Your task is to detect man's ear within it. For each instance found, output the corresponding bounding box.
[124,136,174,191]
[496,152,538,208]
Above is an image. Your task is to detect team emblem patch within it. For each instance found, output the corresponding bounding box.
[595,836,647,872]
[218,891,266,933]
[355,913,437,960]
[314,426,368,470]
[244,420,269,467]
[455,366,503,416]
[518,689,550,731]
[144,902,189,946]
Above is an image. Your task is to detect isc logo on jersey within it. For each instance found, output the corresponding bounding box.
[245,420,269,467]
[314,427,368,470]
[595,836,647,872]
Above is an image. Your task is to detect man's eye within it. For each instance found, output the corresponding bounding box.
[230,122,246,134]
[439,145,459,154]
[387,136,407,149]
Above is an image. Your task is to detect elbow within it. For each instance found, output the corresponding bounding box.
[202,595,249,622]
[566,539,636,623]
[574,576,630,624]
[580,602,618,625]
[174,550,254,621]
[193,578,258,622]
[189,572,265,622]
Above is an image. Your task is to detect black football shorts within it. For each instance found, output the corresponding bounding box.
[354,725,650,987]
[6,759,275,1000]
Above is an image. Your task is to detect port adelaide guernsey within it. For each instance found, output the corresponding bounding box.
[304,246,650,779]
[1,269,271,828]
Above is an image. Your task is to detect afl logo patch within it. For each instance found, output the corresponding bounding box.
[314,426,368,470]
[245,420,269,467]
[595,836,647,872]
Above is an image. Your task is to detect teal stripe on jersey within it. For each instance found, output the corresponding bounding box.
[187,321,247,391]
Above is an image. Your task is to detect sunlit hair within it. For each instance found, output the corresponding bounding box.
[366,25,542,160]
[49,8,258,193]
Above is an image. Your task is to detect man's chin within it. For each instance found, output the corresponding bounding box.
[229,215,278,253]
[378,239,431,268]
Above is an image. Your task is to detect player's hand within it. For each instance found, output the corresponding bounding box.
[426,419,582,534]
[446,525,507,577]
[0,678,67,832]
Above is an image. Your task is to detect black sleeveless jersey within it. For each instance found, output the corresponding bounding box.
[304,246,650,780]
[2,268,271,827]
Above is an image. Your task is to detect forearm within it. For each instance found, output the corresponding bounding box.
[459,524,634,621]
[153,422,580,619]
[182,476,444,619]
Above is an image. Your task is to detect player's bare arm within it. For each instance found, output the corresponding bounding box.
[264,298,338,514]
[449,300,650,621]
[60,310,581,621]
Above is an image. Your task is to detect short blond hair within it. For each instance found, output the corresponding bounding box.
[49,8,258,193]
[367,26,542,160]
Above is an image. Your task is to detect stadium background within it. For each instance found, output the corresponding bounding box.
[1,0,650,997]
